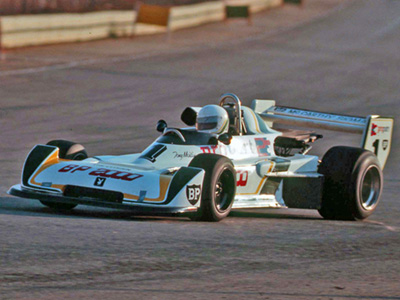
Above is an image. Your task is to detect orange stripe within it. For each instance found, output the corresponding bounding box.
[236,176,267,195]
[267,163,274,173]
[123,175,172,203]
[30,149,70,191]
[30,150,61,188]
[250,110,261,133]
[236,161,274,195]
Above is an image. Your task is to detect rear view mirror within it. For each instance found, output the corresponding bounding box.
[156,120,167,133]
[218,133,232,145]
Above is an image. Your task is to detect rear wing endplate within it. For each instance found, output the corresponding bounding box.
[251,100,394,169]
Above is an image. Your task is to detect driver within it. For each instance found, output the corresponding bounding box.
[196,105,229,135]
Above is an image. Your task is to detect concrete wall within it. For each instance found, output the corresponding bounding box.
[0,0,283,49]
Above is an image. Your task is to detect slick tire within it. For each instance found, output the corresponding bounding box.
[189,154,236,222]
[47,140,88,160]
[318,146,383,220]
[40,140,88,210]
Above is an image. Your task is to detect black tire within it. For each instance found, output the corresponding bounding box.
[189,154,236,222]
[40,140,88,210]
[46,140,88,160]
[318,146,383,220]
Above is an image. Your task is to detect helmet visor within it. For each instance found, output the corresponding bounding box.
[196,116,219,131]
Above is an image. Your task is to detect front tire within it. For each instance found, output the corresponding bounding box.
[189,154,236,222]
[46,140,88,160]
[318,146,383,220]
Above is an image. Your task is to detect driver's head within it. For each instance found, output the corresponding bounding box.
[196,105,229,134]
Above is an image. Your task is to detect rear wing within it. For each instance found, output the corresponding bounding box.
[251,100,394,169]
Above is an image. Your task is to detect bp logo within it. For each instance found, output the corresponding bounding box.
[186,184,201,205]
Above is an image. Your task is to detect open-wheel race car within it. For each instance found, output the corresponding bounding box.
[8,93,394,221]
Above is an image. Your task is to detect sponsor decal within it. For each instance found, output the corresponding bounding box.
[58,165,90,173]
[236,170,248,187]
[254,138,271,157]
[186,184,201,205]
[371,123,377,136]
[200,140,257,157]
[94,177,106,187]
[89,169,143,181]
[41,182,52,187]
[383,139,389,151]
[173,151,195,160]
[58,165,143,182]
[200,145,218,154]
[225,140,258,156]
[371,123,390,136]
[273,107,366,124]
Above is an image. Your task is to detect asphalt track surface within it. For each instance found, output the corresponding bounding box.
[1,0,399,299]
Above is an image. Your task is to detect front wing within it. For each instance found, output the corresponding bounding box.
[8,184,197,214]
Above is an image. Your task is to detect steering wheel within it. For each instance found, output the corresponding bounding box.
[163,128,186,143]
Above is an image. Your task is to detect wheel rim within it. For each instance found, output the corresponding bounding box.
[214,168,234,213]
[360,165,381,211]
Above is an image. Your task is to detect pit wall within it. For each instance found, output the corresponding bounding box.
[0,0,282,49]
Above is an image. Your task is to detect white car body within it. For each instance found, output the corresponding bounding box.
[8,93,393,219]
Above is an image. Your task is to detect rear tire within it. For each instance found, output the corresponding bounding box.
[40,140,88,210]
[189,154,236,222]
[318,146,383,220]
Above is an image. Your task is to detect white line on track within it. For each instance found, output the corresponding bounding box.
[0,52,160,77]
[365,220,398,232]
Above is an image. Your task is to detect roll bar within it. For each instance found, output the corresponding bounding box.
[219,93,243,135]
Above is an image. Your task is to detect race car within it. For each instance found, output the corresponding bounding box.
[8,93,394,221]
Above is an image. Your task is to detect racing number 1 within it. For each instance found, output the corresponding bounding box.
[140,145,167,163]
[372,139,379,156]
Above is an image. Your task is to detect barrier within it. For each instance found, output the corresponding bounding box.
[169,2,225,31]
[136,4,171,27]
[1,11,134,48]
[284,0,303,5]
[225,6,252,25]
[134,3,172,38]
[0,18,3,57]
[0,0,282,49]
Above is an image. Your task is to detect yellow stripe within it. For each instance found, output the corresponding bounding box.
[236,176,267,195]
[250,110,262,133]
[123,175,172,202]
[236,162,274,195]
[30,149,65,190]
